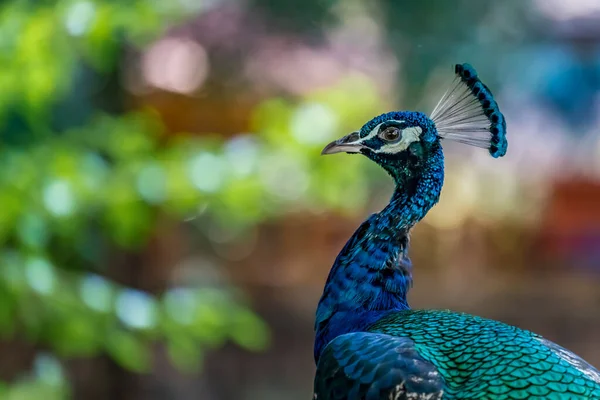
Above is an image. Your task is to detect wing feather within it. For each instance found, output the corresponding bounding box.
[314,332,445,400]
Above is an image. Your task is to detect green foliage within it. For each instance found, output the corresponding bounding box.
[0,0,390,395]
[0,354,70,400]
[0,0,267,396]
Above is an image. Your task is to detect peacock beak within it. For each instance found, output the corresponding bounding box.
[321,131,363,155]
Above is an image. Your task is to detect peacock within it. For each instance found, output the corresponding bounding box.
[313,63,600,400]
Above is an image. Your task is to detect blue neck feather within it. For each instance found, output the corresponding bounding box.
[314,142,444,362]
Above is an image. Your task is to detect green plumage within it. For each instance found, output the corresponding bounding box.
[369,310,600,399]
[315,309,600,399]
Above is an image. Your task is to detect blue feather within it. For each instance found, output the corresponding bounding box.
[431,63,507,158]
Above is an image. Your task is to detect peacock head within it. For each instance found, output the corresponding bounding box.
[321,64,507,178]
[321,111,439,177]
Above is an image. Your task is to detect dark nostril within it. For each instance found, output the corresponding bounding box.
[343,131,360,143]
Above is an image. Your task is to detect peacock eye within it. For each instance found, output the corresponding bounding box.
[380,127,401,142]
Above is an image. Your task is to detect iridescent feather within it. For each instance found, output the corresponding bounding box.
[431,63,507,158]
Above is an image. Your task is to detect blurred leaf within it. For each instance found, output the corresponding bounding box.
[50,316,101,357]
[166,335,203,373]
[106,330,151,373]
[229,308,270,352]
[0,353,70,399]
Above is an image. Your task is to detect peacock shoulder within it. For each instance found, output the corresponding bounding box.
[366,309,600,399]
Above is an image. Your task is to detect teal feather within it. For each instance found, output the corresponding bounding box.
[314,63,600,399]
[431,63,507,158]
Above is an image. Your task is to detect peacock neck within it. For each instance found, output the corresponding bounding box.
[377,141,445,230]
[314,143,444,362]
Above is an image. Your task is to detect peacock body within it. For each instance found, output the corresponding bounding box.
[313,64,600,399]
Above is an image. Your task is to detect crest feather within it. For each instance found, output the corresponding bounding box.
[431,63,507,158]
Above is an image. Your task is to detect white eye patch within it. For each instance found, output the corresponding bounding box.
[355,120,406,144]
[374,126,423,154]
[348,120,421,154]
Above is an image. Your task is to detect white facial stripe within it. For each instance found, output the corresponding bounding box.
[352,120,406,145]
[374,126,422,154]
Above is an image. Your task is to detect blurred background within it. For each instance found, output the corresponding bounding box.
[1,0,600,399]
